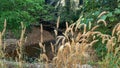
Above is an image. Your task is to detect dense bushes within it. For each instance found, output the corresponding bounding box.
[55,0,119,24]
[0,0,55,31]
[82,0,120,24]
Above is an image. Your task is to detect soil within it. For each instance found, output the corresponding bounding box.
[3,23,58,62]
[24,26,55,61]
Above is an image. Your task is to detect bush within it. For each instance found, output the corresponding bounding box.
[0,0,55,31]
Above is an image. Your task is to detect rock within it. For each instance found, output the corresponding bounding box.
[24,26,55,61]
[3,26,56,62]
[5,30,17,39]
[25,26,55,45]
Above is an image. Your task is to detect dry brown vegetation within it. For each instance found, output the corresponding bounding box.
[39,15,120,68]
[0,12,120,68]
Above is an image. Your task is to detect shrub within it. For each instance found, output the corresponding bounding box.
[0,0,55,31]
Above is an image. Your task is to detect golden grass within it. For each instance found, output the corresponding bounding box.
[50,14,119,67]
[35,12,120,68]
[0,12,119,68]
[51,17,106,68]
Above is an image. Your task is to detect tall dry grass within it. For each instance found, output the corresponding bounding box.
[52,17,102,68]
[15,22,26,68]
[0,11,119,68]
[0,19,7,68]
[50,12,119,68]
[0,20,27,68]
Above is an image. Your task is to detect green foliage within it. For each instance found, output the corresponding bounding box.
[55,0,82,23]
[0,0,55,31]
[99,53,120,68]
[94,40,107,60]
[0,11,34,30]
[55,0,119,25]
[82,0,119,24]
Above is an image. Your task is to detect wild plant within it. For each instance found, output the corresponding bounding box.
[0,19,6,58]
[0,19,6,67]
[37,11,120,68]
[39,24,49,68]
[52,16,107,68]
[16,22,26,68]
[98,23,120,68]
[51,11,119,68]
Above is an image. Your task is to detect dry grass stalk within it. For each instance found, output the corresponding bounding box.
[91,25,99,31]
[40,24,43,43]
[57,16,60,29]
[51,43,54,54]
[39,24,46,54]
[18,22,26,47]
[16,22,26,68]
[1,19,6,36]
[66,22,69,30]
[0,19,6,58]
[97,11,108,18]
[112,23,120,36]
[83,24,86,34]
[97,19,107,26]
[54,16,60,36]
[54,30,58,36]
[38,23,49,67]
[75,16,82,31]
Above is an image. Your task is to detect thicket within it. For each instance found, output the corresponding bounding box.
[0,0,55,31]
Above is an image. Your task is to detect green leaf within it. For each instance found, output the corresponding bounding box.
[109,17,115,22]
[92,11,100,16]
[114,8,120,14]
[107,12,113,17]
[100,15,107,20]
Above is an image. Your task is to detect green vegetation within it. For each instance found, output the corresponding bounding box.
[0,0,55,31]
[0,0,120,68]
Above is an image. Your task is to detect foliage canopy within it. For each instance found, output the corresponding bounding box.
[0,0,54,30]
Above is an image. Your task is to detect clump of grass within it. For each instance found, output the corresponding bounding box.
[0,12,119,68]
[52,17,104,68]
[51,12,119,68]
